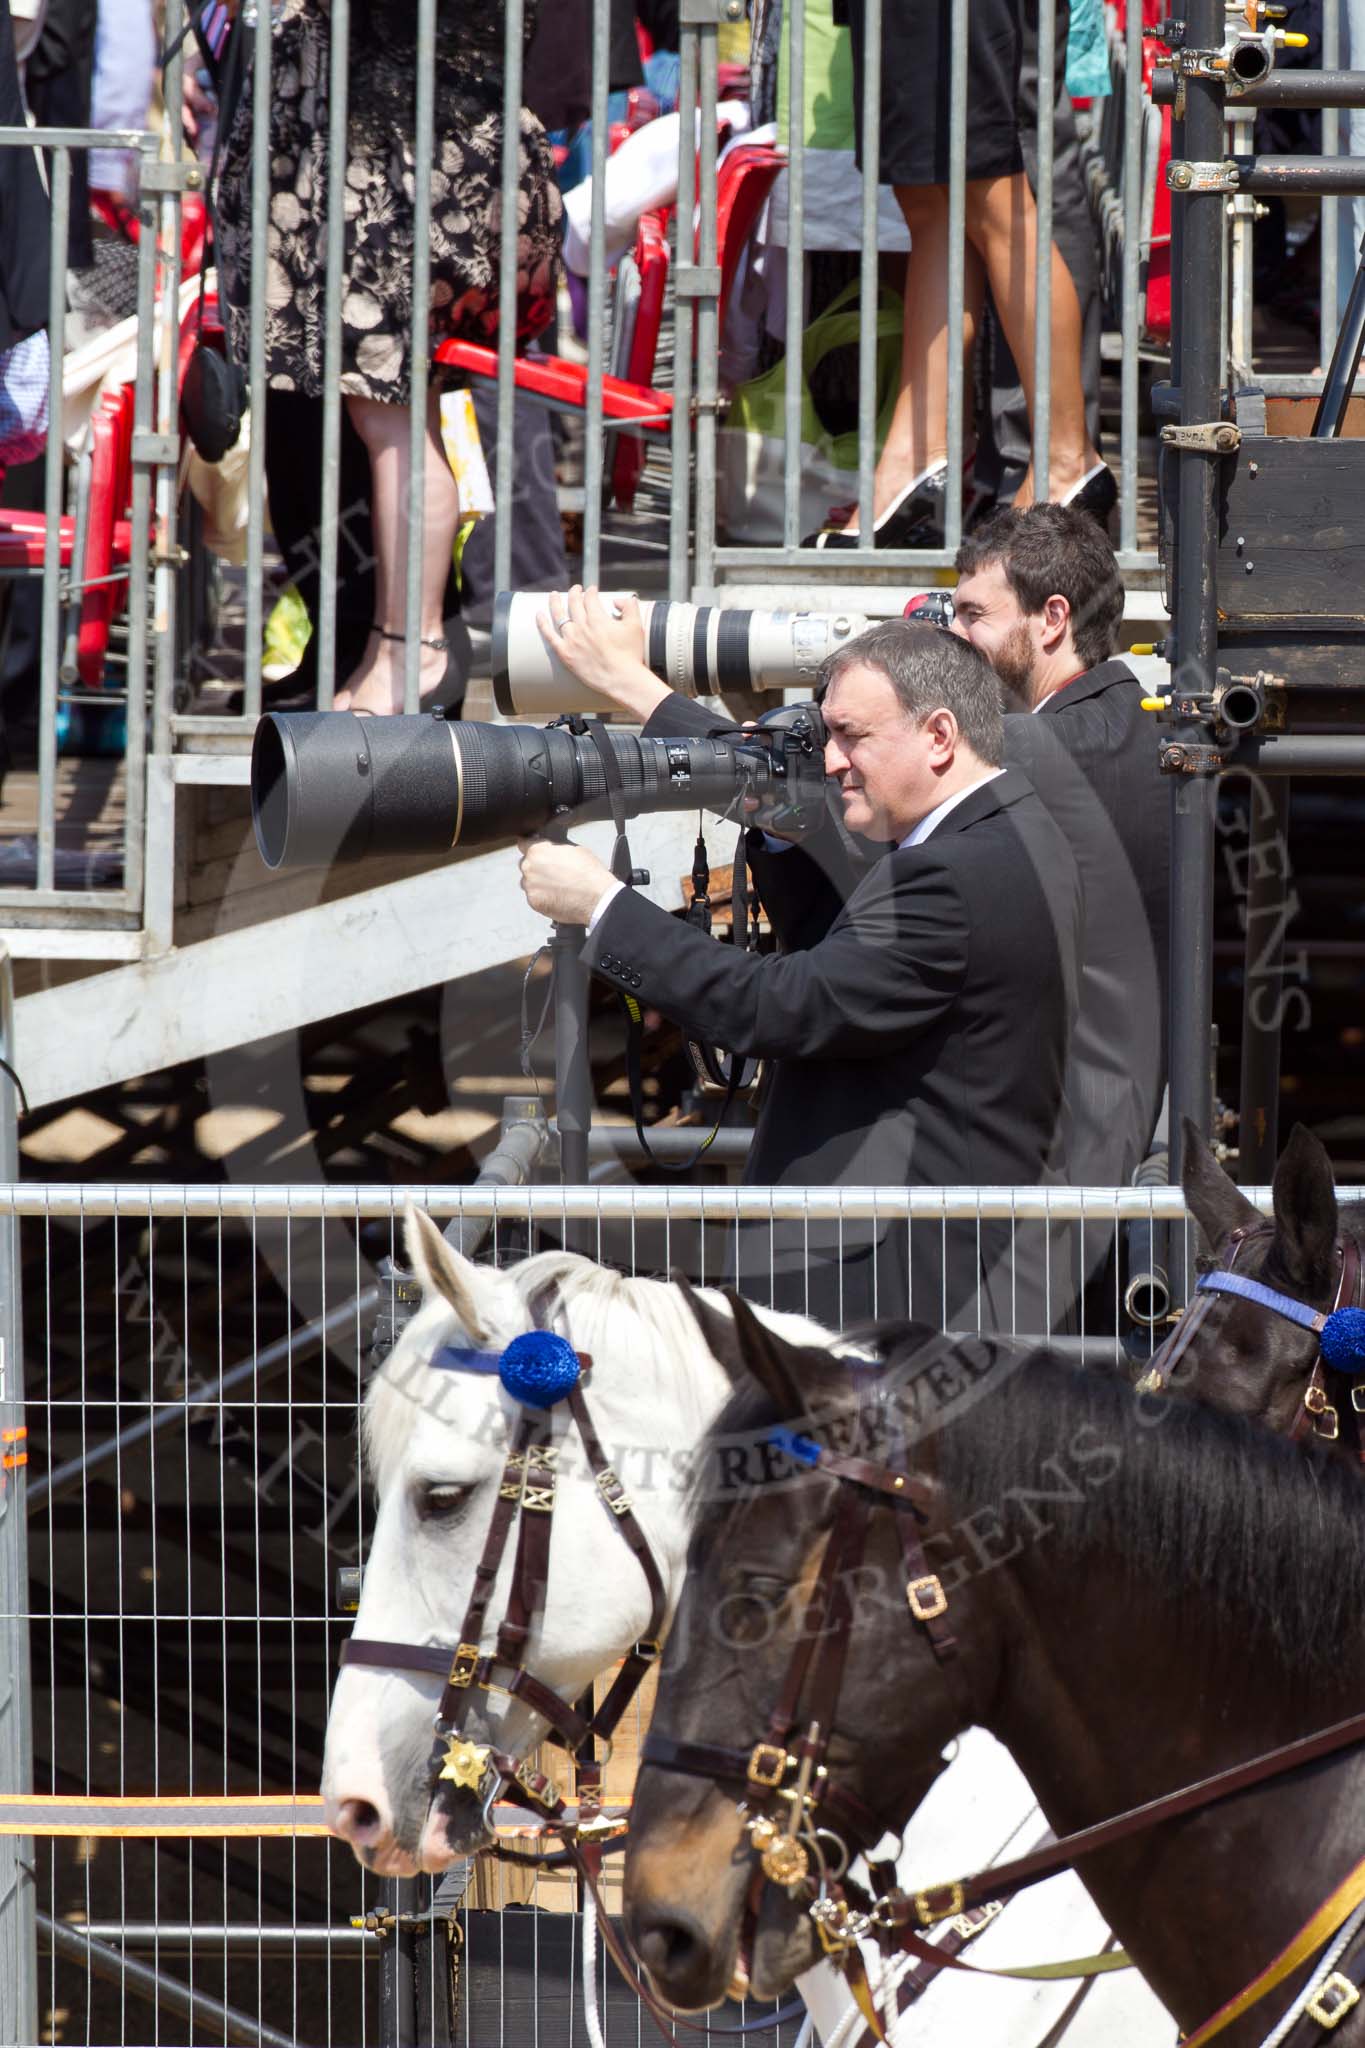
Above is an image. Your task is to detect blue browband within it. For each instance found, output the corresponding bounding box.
[767,1427,822,1467]
[1198,1270,1365,1373]
[428,1331,584,1408]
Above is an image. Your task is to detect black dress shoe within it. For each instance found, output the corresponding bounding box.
[1060,463,1118,529]
[802,463,948,550]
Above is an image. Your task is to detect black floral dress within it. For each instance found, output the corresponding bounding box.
[217,0,562,404]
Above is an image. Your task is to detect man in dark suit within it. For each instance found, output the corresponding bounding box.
[953,505,1170,1182]
[519,607,1081,1333]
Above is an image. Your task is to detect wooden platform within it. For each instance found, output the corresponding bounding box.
[0,758,125,870]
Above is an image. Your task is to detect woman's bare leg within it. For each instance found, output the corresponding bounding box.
[334,387,459,713]
[826,185,984,533]
[964,171,1099,504]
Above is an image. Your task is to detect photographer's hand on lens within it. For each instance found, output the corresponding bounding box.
[536,586,670,724]
[518,835,618,927]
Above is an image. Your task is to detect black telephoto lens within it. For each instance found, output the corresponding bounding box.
[252,709,829,870]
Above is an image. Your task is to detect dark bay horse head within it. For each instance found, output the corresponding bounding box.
[624,1300,1365,2029]
[624,1301,1011,2009]
[1169,1117,1365,1451]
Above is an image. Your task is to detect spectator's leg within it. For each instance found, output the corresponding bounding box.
[831,182,984,528]
[334,388,461,715]
[456,378,569,630]
[973,0,1101,516]
[964,170,1099,502]
[262,389,374,698]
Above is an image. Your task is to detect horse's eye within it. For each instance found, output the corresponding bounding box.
[742,1574,789,1606]
[415,1482,470,1524]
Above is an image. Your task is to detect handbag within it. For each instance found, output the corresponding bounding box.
[176,0,248,462]
[716,279,903,544]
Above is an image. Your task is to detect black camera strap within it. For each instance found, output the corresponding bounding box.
[574,720,746,1175]
[682,831,761,1098]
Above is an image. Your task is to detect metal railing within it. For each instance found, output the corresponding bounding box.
[0,126,162,930]
[7,0,1180,951]
[10,2,1361,961]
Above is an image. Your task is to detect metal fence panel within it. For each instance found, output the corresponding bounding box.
[3,1177,1357,2042]
[0,125,159,924]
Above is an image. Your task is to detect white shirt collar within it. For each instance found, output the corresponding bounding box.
[898,768,1006,849]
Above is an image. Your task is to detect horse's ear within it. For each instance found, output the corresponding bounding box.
[722,1291,810,1419]
[1180,1116,1261,1252]
[1270,1123,1338,1287]
[673,1277,747,1382]
[403,1205,494,1344]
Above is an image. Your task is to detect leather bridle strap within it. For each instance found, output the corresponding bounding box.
[565,1381,668,1742]
[900,1701,1365,1926]
[437,1406,541,1727]
[1136,1223,1270,1394]
[557,1831,810,2042]
[337,1406,540,1715]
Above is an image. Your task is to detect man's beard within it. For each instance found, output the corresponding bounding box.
[992,622,1039,706]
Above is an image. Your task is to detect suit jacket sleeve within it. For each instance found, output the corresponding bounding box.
[584,848,969,1060]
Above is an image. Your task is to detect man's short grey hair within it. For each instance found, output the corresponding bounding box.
[818,620,1005,767]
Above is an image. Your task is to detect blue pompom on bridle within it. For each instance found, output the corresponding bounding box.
[1320,1304,1365,1373]
[496,1329,582,1407]
[430,1329,584,1407]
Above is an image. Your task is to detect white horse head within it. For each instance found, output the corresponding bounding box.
[322,1206,828,1876]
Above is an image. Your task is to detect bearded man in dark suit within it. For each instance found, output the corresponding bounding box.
[952,504,1169,1191]
[518,602,1081,1335]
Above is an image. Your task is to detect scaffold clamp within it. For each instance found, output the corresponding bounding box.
[1160,421,1242,453]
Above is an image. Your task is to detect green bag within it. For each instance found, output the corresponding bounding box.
[717,280,904,544]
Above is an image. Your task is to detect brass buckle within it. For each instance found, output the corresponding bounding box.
[1304,1383,1341,1441]
[811,1897,870,1955]
[499,1449,526,1503]
[1306,1971,1361,2029]
[907,1575,948,1623]
[635,1637,662,1661]
[522,1443,559,1512]
[448,1641,481,1689]
[949,1898,1003,1940]
[596,1467,634,1516]
[914,1881,966,1928]
[1353,1385,1365,1414]
[515,1757,562,1809]
[747,1742,789,1789]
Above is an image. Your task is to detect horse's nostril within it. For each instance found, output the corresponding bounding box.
[634,1910,704,1984]
[334,1798,384,1843]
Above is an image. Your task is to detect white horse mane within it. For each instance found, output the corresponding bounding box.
[361,1250,731,1496]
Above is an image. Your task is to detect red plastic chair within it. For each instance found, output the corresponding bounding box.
[433,140,785,495]
[1106,0,1171,343]
[89,187,209,280]
[0,389,135,687]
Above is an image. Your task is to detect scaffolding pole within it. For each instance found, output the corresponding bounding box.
[0,948,35,2048]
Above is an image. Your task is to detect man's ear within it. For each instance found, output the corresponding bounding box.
[1042,593,1072,654]
[402,1205,495,1344]
[927,707,960,762]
